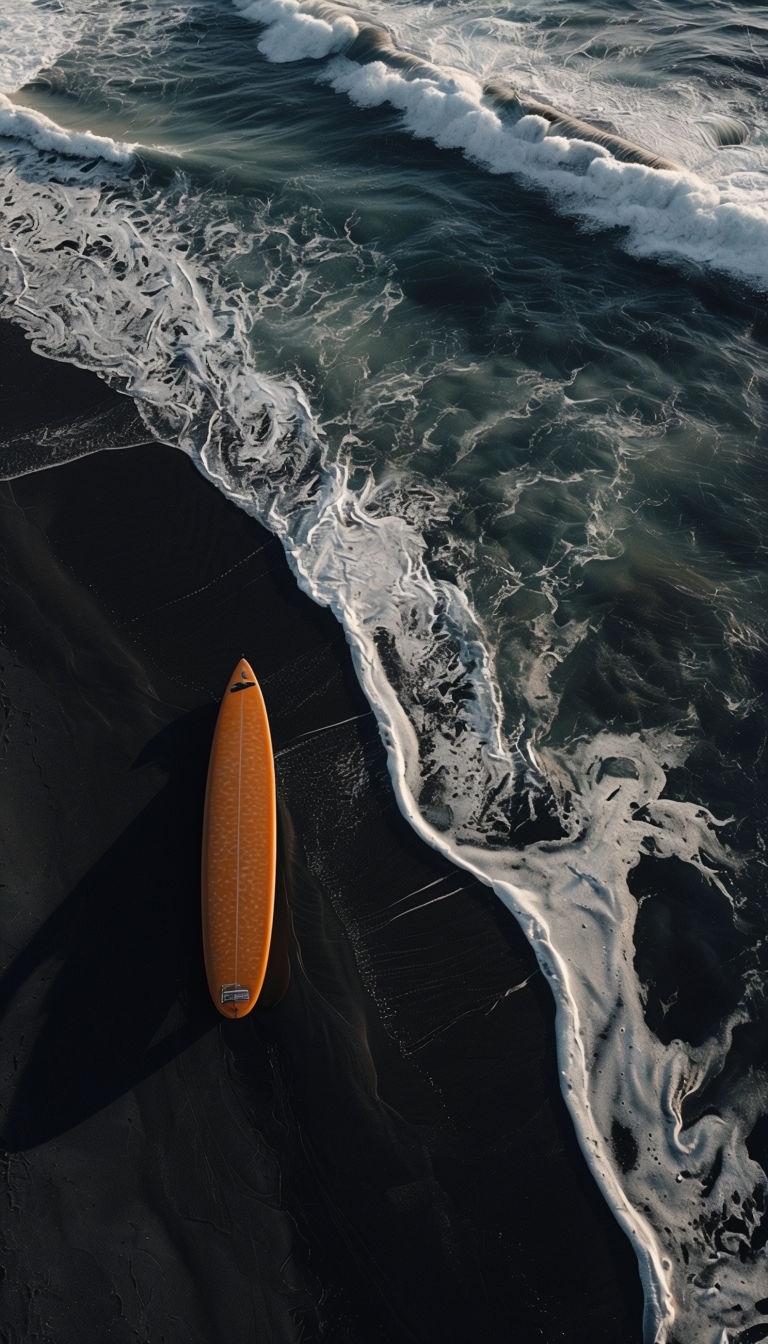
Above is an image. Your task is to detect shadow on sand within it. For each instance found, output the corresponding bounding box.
[0,705,294,1151]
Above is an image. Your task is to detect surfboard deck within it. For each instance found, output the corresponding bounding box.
[201,658,277,1018]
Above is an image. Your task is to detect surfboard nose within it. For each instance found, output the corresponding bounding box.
[229,657,257,692]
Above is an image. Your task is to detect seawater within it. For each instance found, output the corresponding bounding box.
[1,1,767,1340]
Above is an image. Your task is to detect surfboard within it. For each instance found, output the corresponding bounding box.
[201,658,277,1018]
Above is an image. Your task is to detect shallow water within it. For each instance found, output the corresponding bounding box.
[1,1,767,1340]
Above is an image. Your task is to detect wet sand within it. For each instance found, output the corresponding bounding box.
[0,322,643,1342]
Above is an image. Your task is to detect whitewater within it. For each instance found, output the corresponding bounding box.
[1,1,767,1341]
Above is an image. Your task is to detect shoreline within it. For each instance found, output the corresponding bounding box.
[0,321,643,1341]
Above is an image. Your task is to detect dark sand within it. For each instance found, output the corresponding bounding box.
[0,322,643,1342]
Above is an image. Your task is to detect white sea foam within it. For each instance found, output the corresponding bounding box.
[289,474,767,1344]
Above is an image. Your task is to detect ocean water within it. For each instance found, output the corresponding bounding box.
[1,1,767,1340]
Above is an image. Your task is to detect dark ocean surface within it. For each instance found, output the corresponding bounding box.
[1,2,767,1341]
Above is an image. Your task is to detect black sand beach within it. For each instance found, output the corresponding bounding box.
[0,322,643,1342]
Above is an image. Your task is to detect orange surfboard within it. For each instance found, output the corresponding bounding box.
[201,658,277,1018]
